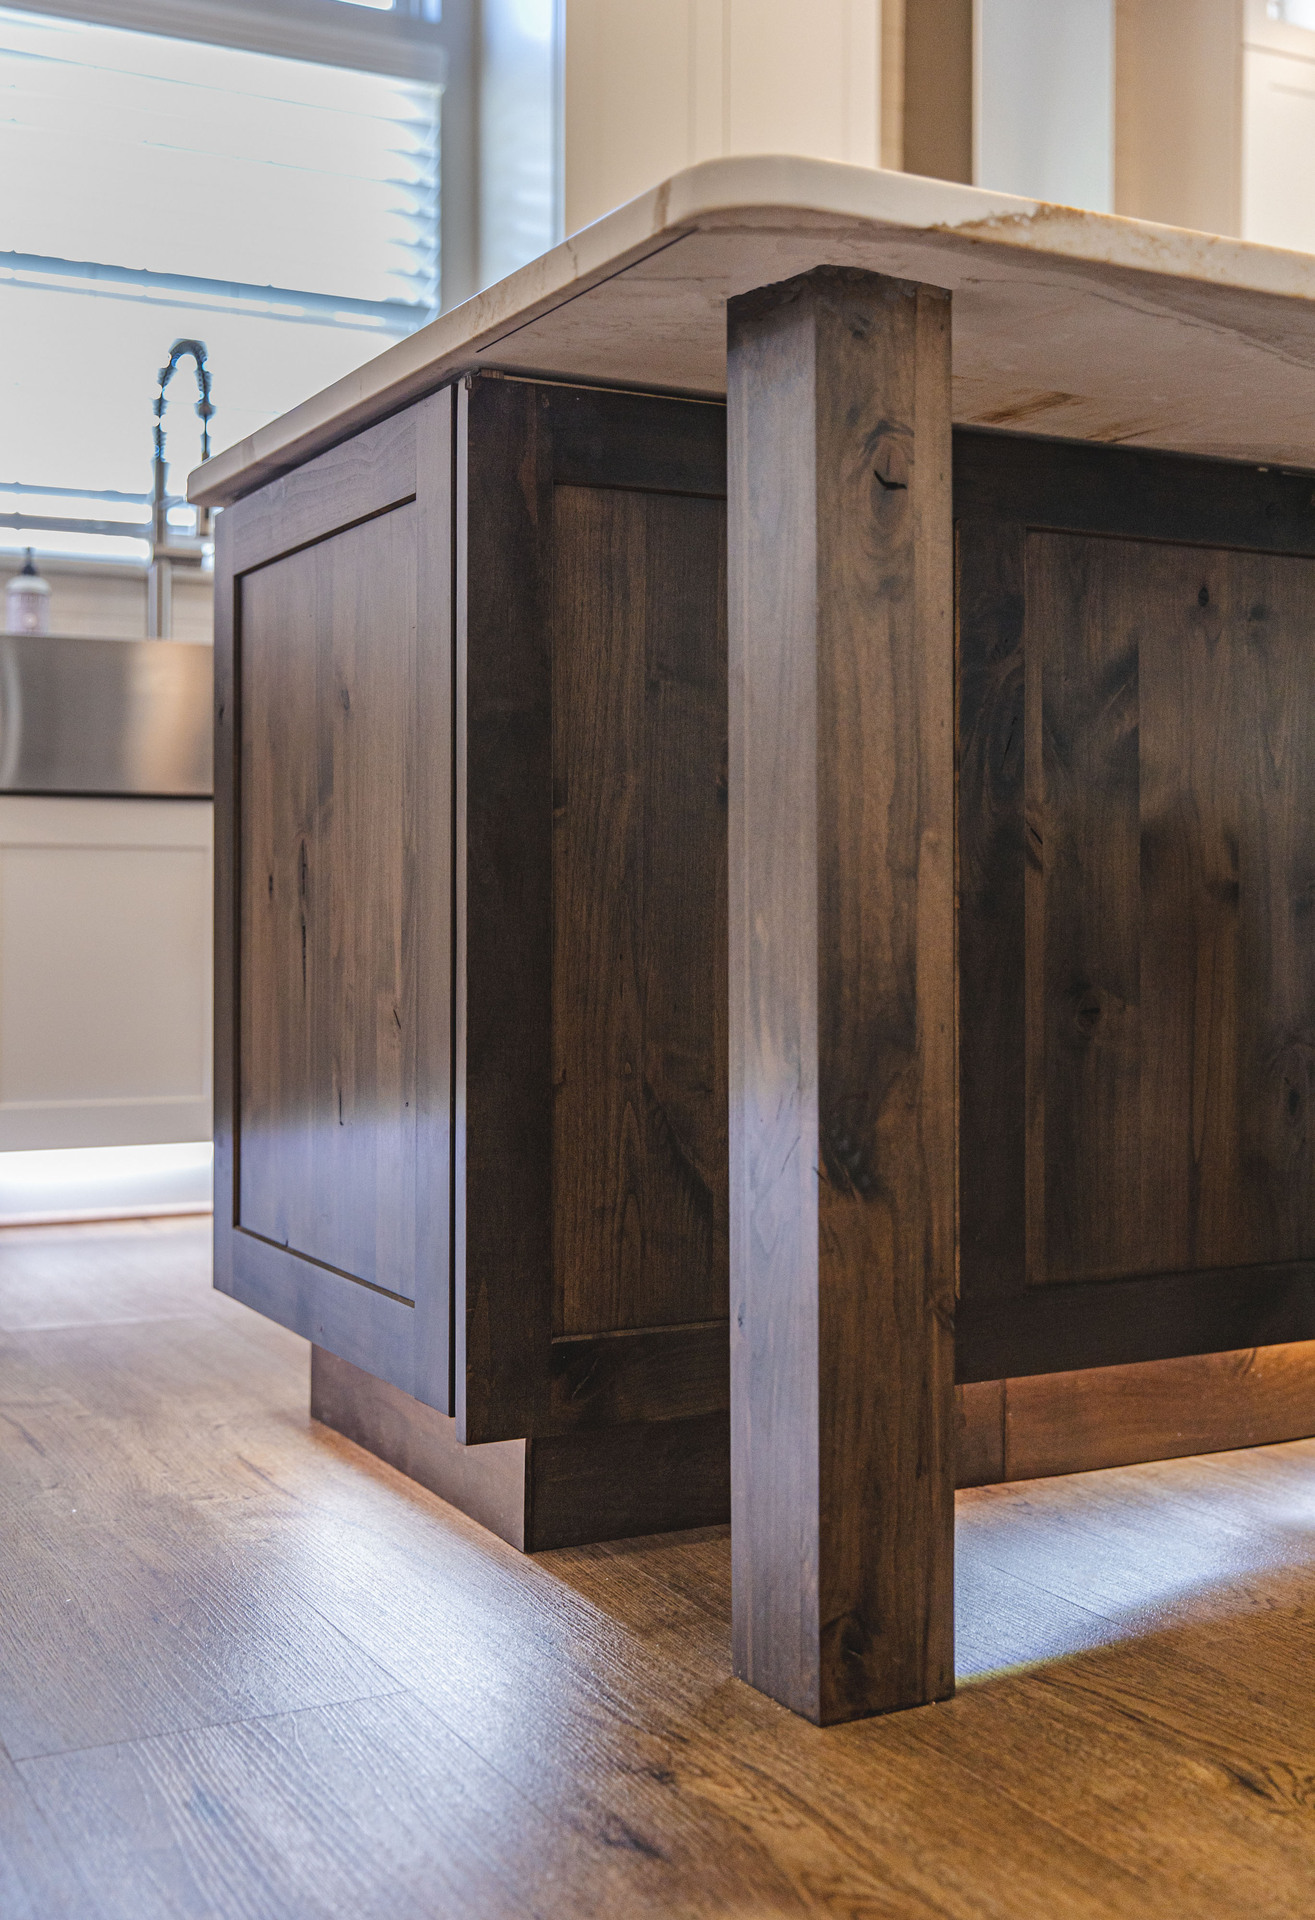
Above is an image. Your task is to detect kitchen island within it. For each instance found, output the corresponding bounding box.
[191,157,1315,1724]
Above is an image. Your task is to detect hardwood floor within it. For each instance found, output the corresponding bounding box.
[3,1219,1315,1917]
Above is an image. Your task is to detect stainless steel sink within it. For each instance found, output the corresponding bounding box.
[0,633,211,796]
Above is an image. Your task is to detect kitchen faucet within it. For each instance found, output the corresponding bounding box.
[147,339,214,639]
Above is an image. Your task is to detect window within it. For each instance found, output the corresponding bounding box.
[0,3,450,560]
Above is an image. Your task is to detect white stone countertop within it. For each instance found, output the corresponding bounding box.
[189,155,1315,508]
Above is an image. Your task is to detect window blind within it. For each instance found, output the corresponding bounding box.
[0,4,440,556]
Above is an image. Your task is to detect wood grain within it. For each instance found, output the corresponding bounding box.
[223,405,417,578]
[728,266,956,1722]
[215,388,452,1408]
[552,484,727,1336]
[1029,533,1315,1285]
[21,1693,669,1920]
[0,1217,212,1333]
[1029,530,1142,1284]
[459,375,728,1445]
[11,1219,1315,1917]
[955,1379,1006,1487]
[225,369,731,1530]
[1001,1341,1315,1480]
[954,428,1315,1384]
[526,1412,730,1549]
[239,503,422,1298]
[324,1327,1315,1514]
[549,381,728,494]
[311,1344,528,1548]
[212,504,238,1311]
[953,426,1315,556]
[312,1345,730,1549]
[457,374,555,1443]
[546,1322,729,1429]
[0,1749,84,1920]
[956,518,1026,1301]
[0,1356,396,1762]
[957,1258,1315,1380]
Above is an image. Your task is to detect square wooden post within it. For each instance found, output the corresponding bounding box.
[727,267,957,1723]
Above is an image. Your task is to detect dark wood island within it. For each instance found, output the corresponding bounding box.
[192,157,1315,1724]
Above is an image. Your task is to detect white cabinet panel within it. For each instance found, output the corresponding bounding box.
[975,0,1115,210]
[1242,46,1315,253]
[563,0,882,235]
[0,797,212,1149]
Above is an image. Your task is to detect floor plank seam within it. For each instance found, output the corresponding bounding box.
[9,1685,418,1771]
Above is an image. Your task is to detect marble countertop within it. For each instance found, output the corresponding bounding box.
[189,155,1315,508]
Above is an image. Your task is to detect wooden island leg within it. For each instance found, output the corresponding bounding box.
[727,266,957,1723]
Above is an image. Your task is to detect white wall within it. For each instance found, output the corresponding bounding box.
[975,0,1114,209]
[564,0,882,234]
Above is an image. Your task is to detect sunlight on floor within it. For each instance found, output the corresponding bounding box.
[0,1141,213,1225]
[954,1442,1315,1681]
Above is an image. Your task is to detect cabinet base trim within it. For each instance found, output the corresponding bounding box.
[956,1341,1315,1486]
[315,1344,1313,1535]
[310,1347,730,1550]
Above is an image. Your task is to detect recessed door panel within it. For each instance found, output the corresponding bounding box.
[214,391,452,1408]
[239,505,421,1300]
[459,377,729,1441]
[552,484,728,1335]
[1028,532,1315,1285]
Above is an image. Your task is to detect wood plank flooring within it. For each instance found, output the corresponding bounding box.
[3,1218,1315,1917]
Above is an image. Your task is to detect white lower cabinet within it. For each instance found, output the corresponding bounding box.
[0,796,212,1150]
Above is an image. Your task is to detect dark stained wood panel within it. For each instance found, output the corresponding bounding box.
[458,374,729,1446]
[1027,532,1315,1288]
[313,1341,732,1551]
[223,406,417,578]
[215,388,452,1404]
[552,484,728,1336]
[547,1323,728,1430]
[1002,1340,1315,1479]
[954,425,1315,553]
[954,1342,1315,1485]
[954,1379,1006,1487]
[550,383,728,494]
[728,267,956,1723]
[954,428,1315,1385]
[956,519,1026,1300]
[1028,531,1142,1284]
[957,1259,1315,1380]
[1141,546,1315,1275]
[458,375,557,1443]
[525,1411,730,1548]
[238,506,422,1301]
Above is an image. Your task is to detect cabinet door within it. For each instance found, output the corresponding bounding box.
[214,392,453,1408]
[955,429,1315,1382]
[458,376,729,1442]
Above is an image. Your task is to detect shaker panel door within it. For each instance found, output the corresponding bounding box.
[458,376,729,1442]
[955,429,1315,1382]
[1029,532,1315,1287]
[214,392,453,1408]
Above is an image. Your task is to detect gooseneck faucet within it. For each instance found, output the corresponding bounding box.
[147,339,214,639]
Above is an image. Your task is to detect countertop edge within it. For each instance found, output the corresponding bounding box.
[188,154,1315,510]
